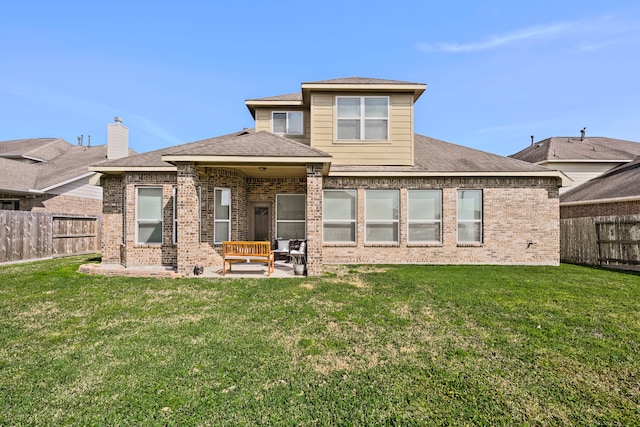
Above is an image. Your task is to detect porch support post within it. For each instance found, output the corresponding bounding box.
[306,163,323,276]
[101,174,124,264]
[177,162,200,276]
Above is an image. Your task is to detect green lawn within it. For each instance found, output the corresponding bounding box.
[0,256,638,426]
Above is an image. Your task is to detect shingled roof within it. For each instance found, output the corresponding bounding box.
[330,134,551,174]
[0,138,116,193]
[510,136,640,163]
[91,130,331,170]
[561,156,640,203]
[0,138,71,162]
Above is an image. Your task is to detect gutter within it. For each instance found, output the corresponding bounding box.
[560,195,640,206]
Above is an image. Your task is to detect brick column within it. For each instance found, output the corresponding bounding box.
[101,175,123,264]
[177,162,200,276]
[306,164,323,276]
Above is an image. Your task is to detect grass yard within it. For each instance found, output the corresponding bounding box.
[0,256,638,426]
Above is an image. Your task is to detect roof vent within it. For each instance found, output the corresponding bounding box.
[580,127,586,141]
[530,135,535,146]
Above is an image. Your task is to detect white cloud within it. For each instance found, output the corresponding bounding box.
[416,22,575,53]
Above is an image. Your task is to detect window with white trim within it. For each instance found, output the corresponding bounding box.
[323,190,356,242]
[173,187,178,245]
[337,96,388,140]
[276,194,306,239]
[214,188,231,244]
[408,190,442,243]
[365,190,399,243]
[457,190,482,243]
[136,187,163,244]
[273,111,303,135]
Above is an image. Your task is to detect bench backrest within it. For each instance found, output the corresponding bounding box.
[222,241,271,256]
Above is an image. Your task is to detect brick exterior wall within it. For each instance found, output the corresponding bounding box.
[322,177,560,266]
[306,164,323,276]
[0,193,102,216]
[561,200,640,219]
[101,170,561,273]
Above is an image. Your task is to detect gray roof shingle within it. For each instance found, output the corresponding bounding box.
[93,130,331,169]
[510,136,640,163]
[560,156,640,203]
[0,138,124,192]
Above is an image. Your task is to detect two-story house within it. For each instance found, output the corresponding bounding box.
[90,77,568,276]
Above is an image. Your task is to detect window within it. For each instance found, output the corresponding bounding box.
[137,187,163,244]
[214,188,231,244]
[273,112,303,135]
[457,190,482,243]
[408,190,442,243]
[365,190,399,243]
[0,200,19,210]
[323,190,356,242]
[173,187,178,244]
[276,194,306,239]
[337,96,388,140]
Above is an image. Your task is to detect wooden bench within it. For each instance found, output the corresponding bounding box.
[221,241,275,277]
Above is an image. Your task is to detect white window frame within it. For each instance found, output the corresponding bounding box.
[276,194,306,240]
[173,187,178,245]
[408,190,442,243]
[457,189,483,244]
[322,189,357,243]
[272,111,303,135]
[365,189,399,243]
[136,186,163,245]
[336,96,389,141]
[214,187,231,244]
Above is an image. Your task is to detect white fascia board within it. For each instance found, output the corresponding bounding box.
[561,195,640,206]
[88,166,177,173]
[162,155,331,164]
[542,159,632,164]
[0,187,44,195]
[39,171,95,192]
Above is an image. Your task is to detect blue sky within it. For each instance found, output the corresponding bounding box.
[1,0,639,156]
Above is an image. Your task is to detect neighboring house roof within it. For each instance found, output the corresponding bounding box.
[510,136,640,164]
[0,138,119,194]
[0,138,71,162]
[36,145,110,190]
[560,156,640,204]
[0,157,40,193]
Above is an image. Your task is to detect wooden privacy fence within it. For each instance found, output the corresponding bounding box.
[561,214,640,271]
[0,211,101,263]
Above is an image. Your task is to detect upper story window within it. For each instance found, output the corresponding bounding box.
[337,96,388,140]
[273,112,303,135]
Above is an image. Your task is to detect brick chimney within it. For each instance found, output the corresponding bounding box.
[107,117,129,160]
